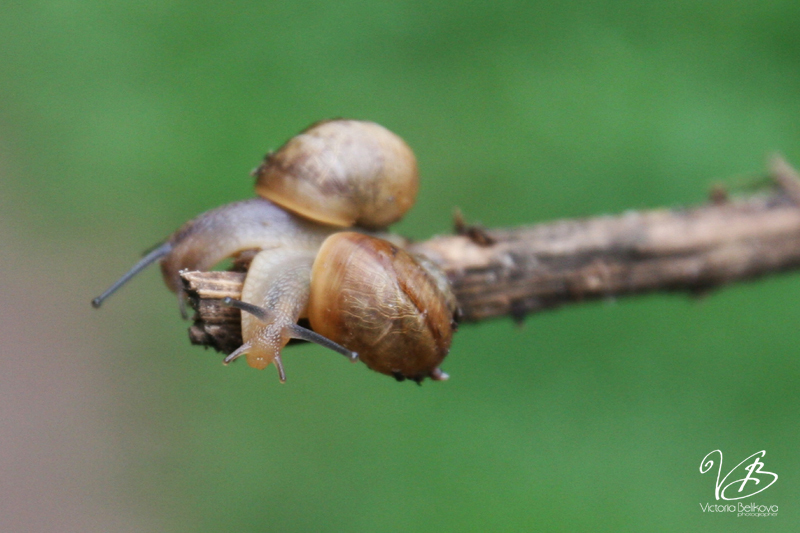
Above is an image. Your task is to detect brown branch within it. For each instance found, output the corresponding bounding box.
[183,157,800,354]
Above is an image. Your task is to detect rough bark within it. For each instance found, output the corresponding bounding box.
[183,156,800,355]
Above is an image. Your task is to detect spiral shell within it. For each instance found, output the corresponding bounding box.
[308,232,456,382]
[254,119,419,229]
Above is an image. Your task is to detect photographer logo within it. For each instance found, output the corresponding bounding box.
[699,450,778,517]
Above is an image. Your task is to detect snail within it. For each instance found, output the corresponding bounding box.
[253,119,418,229]
[91,198,338,316]
[92,119,456,382]
[308,232,456,382]
[222,232,457,383]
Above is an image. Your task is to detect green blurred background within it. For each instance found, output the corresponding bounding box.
[1,1,798,531]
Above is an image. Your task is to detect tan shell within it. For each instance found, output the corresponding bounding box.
[308,232,455,382]
[254,119,419,229]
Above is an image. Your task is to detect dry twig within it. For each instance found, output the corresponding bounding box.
[183,156,800,354]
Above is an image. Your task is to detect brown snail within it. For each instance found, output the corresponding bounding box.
[308,232,456,382]
[92,119,456,382]
[222,232,457,383]
[254,119,419,229]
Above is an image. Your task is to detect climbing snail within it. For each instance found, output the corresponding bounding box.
[91,119,457,383]
[222,232,457,382]
[91,198,338,316]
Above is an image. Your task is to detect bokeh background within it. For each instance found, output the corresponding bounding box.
[1,1,798,531]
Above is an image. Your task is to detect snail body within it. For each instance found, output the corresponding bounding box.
[161,198,334,293]
[223,248,357,382]
[91,197,337,313]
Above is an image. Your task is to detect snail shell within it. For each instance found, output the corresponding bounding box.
[254,119,419,229]
[308,232,456,382]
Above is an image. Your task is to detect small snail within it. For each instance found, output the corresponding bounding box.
[308,232,456,382]
[92,119,456,382]
[254,119,419,229]
[222,233,456,382]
